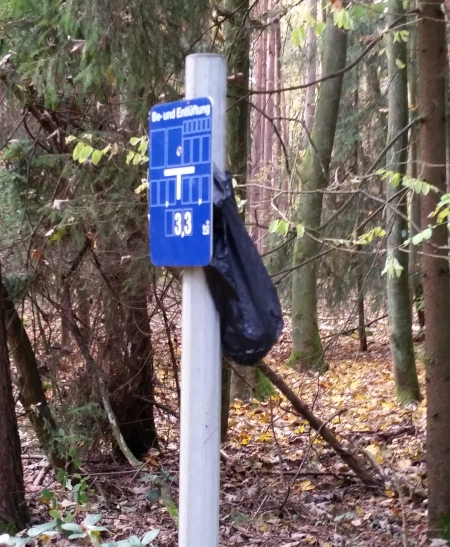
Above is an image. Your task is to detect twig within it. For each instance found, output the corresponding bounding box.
[277,408,346,516]
[257,361,380,485]
[33,462,51,486]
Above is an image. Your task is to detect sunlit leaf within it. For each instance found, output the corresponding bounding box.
[142,529,160,546]
[27,522,58,538]
[91,149,103,165]
[129,137,141,146]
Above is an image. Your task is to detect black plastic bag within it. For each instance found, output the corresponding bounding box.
[204,169,283,366]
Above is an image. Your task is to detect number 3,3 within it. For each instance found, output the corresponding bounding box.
[174,210,192,237]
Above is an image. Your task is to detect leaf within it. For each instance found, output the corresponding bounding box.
[61,523,83,534]
[27,522,58,538]
[72,141,84,161]
[411,226,433,245]
[126,151,135,165]
[65,135,77,144]
[83,514,102,526]
[299,479,316,491]
[129,137,141,146]
[8,539,30,547]
[138,139,148,154]
[381,255,404,279]
[269,220,280,234]
[135,181,149,195]
[67,534,86,540]
[395,58,405,69]
[296,223,305,238]
[91,149,103,165]
[141,529,160,546]
[132,152,142,165]
[278,219,289,236]
[49,509,61,520]
[314,21,326,36]
[125,535,142,547]
[291,27,306,47]
[41,488,53,499]
[79,144,94,163]
[422,226,433,240]
[146,488,161,503]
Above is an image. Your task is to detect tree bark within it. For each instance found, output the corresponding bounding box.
[290,21,347,371]
[225,0,258,404]
[407,12,424,328]
[385,2,421,404]
[0,265,28,533]
[418,4,450,535]
[304,0,317,135]
[3,287,69,471]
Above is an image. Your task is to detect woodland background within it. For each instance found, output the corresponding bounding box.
[0,0,449,545]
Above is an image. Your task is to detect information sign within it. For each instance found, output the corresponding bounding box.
[148,97,213,266]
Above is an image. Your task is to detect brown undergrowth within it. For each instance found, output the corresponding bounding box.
[18,320,431,547]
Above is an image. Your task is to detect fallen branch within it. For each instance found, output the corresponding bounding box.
[256,361,380,485]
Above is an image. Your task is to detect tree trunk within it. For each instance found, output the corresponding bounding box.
[407,12,424,329]
[0,265,28,533]
[418,4,450,536]
[3,287,69,471]
[106,289,158,459]
[385,2,421,404]
[225,0,258,404]
[290,20,347,371]
[304,0,317,136]
[90,238,158,459]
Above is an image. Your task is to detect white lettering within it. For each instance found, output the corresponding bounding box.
[163,108,176,120]
[151,111,162,122]
[176,104,211,119]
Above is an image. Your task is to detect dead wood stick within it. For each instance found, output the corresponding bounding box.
[256,361,380,485]
[33,462,51,486]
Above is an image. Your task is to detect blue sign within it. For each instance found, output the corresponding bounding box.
[148,97,213,267]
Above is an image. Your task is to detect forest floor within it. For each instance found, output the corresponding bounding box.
[18,320,436,547]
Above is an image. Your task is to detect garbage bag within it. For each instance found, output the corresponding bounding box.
[204,169,283,366]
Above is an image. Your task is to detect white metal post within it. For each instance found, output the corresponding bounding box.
[178,54,226,547]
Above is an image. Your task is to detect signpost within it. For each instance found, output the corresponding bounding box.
[149,97,214,266]
[148,54,226,547]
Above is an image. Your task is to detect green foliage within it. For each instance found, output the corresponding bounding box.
[405,225,433,246]
[255,369,276,400]
[333,8,354,30]
[381,254,403,279]
[2,273,34,303]
[0,0,209,116]
[1,470,160,547]
[377,169,437,195]
[431,192,450,224]
[56,402,106,460]
[355,226,386,245]
[269,219,304,238]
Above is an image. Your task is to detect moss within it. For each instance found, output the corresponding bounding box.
[438,514,450,541]
[0,521,19,535]
[255,369,276,400]
[287,349,327,373]
[395,387,421,405]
